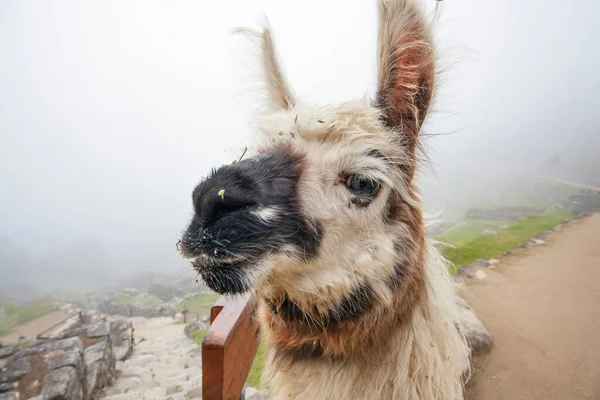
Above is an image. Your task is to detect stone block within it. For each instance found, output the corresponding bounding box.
[12,337,83,360]
[41,366,82,400]
[87,321,111,338]
[0,382,18,393]
[0,358,30,383]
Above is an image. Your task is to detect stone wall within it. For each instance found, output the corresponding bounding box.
[568,193,600,215]
[147,283,183,303]
[0,319,132,400]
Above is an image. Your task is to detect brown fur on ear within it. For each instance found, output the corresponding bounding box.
[375,0,435,151]
[233,22,296,111]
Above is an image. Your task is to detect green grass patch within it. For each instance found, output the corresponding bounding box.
[440,208,573,272]
[175,292,220,319]
[435,219,508,245]
[189,327,208,344]
[113,293,163,306]
[0,297,58,336]
[246,342,266,388]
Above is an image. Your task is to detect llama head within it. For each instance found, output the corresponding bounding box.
[179,1,434,307]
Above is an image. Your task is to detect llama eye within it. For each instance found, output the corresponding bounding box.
[344,175,380,196]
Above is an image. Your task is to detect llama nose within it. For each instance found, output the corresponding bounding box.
[203,194,255,226]
[193,164,260,227]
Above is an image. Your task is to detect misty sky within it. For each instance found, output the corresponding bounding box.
[1,0,599,286]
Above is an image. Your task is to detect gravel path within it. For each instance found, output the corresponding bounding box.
[101,317,202,400]
[463,214,600,400]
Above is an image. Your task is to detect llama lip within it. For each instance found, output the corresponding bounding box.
[192,257,254,294]
[191,255,247,270]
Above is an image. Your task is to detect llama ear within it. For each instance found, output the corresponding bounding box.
[375,0,435,148]
[233,23,296,111]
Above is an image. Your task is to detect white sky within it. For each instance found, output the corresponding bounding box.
[0,0,599,278]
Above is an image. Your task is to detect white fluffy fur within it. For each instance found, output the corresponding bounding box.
[250,102,413,306]
[231,0,471,398]
[243,99,470,400]
[263,241,469,400]
[252,206,281,222]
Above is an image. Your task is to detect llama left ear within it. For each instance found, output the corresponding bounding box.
[234,23,296,111]
[375,0,435,150]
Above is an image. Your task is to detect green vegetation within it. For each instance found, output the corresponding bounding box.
[113,293,163,306]
[439,208,573,272]
[0,297,58,336]
[247,342,266,388]
[189,327,207,344]
[435,219,507,245]
[175,292,220,319]
[188,325,266,389]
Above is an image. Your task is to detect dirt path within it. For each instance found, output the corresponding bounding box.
[463,214,600,400]
[0,310,68,344]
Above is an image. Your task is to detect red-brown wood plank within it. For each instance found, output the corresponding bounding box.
[202,293,260,400]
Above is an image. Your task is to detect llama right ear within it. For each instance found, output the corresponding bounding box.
[233,23,296,111]
[375,0,435,150]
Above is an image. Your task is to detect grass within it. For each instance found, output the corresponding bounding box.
[435,219,508,245]
[188,325,266,388]
[440,208,573,272]
[246,342,266,388]
[0,297,58,337]
[113,293,163,306]
[189,327,208,344]
[175,292,220,319]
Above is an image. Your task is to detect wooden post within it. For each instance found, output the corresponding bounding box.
[202,293,260,400]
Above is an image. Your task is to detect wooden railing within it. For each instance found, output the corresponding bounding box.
[202,292,261,400]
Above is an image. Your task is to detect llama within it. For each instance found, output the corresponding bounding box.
[179,0,471,398]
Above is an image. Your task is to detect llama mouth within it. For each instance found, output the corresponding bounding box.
[192,256,256,294]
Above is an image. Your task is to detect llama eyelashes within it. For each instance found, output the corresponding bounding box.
[343,174,382,197]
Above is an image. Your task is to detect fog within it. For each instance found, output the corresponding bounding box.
[1,0,599,299]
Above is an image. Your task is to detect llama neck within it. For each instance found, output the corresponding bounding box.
[258,241,469,400]
[259,243,427,362]
[259,285,417,361]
